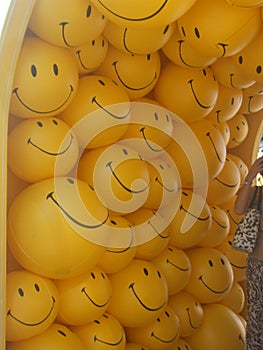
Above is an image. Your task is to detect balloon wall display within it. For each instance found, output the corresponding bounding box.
[1,0,263,349]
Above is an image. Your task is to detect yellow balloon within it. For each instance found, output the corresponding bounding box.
[218,281,245,314]
[227,153,249,184]
[227,113,249,149]
[238,90,263,115]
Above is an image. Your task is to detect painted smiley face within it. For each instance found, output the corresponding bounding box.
[59,74,131,149]
[107,259,168,327]
[126,305,180,349]
[8,117,79,183]
[29,0,107,48]
[184,247,234,303]
[90,0,197,28]
[238,90,263,115]
[227,154,249,184]
[55,267,112,326]
[6,270,59,342]
[227,113,249,149]
[10,36,79,118]
[72,313,126,349]
[177,0,261,58]
[96,45,161,99]
[150,245,191,295]
[8,177,108,279]
[154,62,219,123]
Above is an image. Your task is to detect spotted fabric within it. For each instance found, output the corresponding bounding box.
[246,256,263,349]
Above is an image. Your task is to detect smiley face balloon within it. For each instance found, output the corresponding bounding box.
[90,0,197,28]
[8,117,79,183]
[10,36,79,118]
[6,269,59,342]
[107,259,168,327]
[29,0,107,48]
[8,177,108,279]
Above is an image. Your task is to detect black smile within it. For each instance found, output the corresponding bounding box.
[140,127,163,152]
[76,50,95,71]
[92,96,130,119]
[188,79,215,109]
[214,177,239,188]
[59,22,74,47]
[7,296,56,326]
[81,287,110,307]
[151,329,179,343]
[166,258,189,271]
[96,0,168,21]
[12,85,74,114]
[187,307,199,329]
[216,43,228,58]
[27,133,74,156]
[212,216,228,229]
[106,161,149,194]
[113,61,157,91]
[155,177,177,193]
[230,74,237,88]
[46,192,109,228]
[178,40,203,69]
[148,218,169,239]
[206,131,225,163]
[199,275,230,294]
[94,334,124,346]
[227,209,240,225]
[123,28,136,54]
[106,225,134,253]
[180,205,210,221]
[129,283,165,311]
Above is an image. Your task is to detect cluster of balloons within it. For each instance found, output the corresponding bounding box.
[5,0,263,349]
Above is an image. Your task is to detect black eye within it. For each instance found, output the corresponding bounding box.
[101,272,105,279]
[256,65,262,74]
[157,270,161,278]
[37,121,43,127]
[91,272,95,279]
[221,258,225,265]
[154,112,159,121]
[143,268,149,276]
[57,330,67,337]
[31,64,37,77]
[238,56,243,64]
[147,54,151,61]
[231,97,235,105]
[163,25,169,35]
[86,5,92,17]
[194,27,200,39]
[98,79,105,86]
[159,164,164,170]
[18,288,24,297]
[52,119,58,125]
[208,260,213,267]
[34,284,40,292]
[53,64,59,76]
[94,320,100,324]
[67,178,74,184]
[181,26,186,37]
[122,148,128,156]
[202,69,207,76]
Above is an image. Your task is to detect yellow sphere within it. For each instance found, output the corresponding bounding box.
[6,270,59,342]
[184,247,234,303]
[227,154,249,184]
[10,36,79,118]
[238,90,263,115]
[227,113,249,149]
[107,259,168,327]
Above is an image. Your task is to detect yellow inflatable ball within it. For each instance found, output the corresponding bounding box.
[184,247,234,304]
[70,35,109,75]
[186,303,245,350]
[59,74,131,149]
[107,259,168,327]
[125,343,149,350]
[154,62,219,123]
[120,98,174,160]
[218,281,245,314]
[226,0,263,6]
[168,290,204,337]
[96,45,161,100]
[206,157,241,205]
[72,313,126,350]
[10,36,79,119]
[189,117,226,181]
[6,269,59,342]
[206,83,243,123]
[238,90,263,115]
[169,189,212,249]
[198,204,230,248]
[177,0,261,58]
[97,214,136,274]
[227,113,249,149]
[217,232,248,282]
[8,117,79,183]
[6,323,85,350]
[78,143,150,215]
[227,153,249,184]
[90,0,197,28]
[219,195,243,234]
[126,305,180,350]
[28,0,107,48]
[103,20,176,55]
[206,114,230,146]
[211,56,255,89]
[150,245,191,295]
[125,208,170,260]
[161,24,217,69]
[54,267,111,326]
[8,177,108,279]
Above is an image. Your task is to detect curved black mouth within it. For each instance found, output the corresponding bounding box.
[81,287,110,307]
[199,275,230,294]
[129,283,166,311]
[139,127,164,152]
[27,133,74,156]
[180,205,210,221]
[92,96,131,119]
[12,85,74,114]
[188,79,215,109]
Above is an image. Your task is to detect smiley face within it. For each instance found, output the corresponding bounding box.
[90,0,197,28]
[184,247,234,303]
[227,113,249,149]
[6,269,59,342]
[238,90,263,115]
[227,154,249,184]
[169,290,204,337]
[8,177,108,279]
[107,259,168,327]
[96,45,161,99]
[126,305,180,350]
[55,267,112,326]
[72,313,126,350]
[154,62,219,123]
[59,74,131,149]
[8,117,79,183]
[177,0,261,58]
[10,36,79,118]
[29,0,107,48]
[150,245,191,295]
